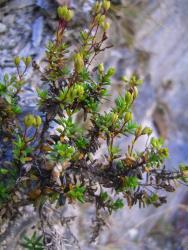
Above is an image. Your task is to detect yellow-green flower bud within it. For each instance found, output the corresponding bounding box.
[74,53,84,73]
[180,164,188,177]
[133,86,138,99]
[75,85,84,96]
[124,112,133,123]
[24,114,35,128]
[125,91,133,105]
[94,1,101,13]
[35,116,42,128]
[64,9,74,22]
[158,148,169,158]
[95,14,100,22]
[142,127,152,136]
[101,22,110,32]
[151,137,157,148]
[26,56,32,66]
[107,67,115,77]
[96,14,106,25]
[111,112,119,124]
[121,76,128,83]
[98,63,104,74]
[14,56,20,66]
[57,6,68,19]
[135,125,142,137]
[102,0,111,11]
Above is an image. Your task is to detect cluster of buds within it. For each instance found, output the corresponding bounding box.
[135,126,143,138]
[74,53,84,73]
[67,84,85,102]
[124,111,133,123]
[130,75,143,87]
[23,56,32,67]
[73,84,85,97]
[57,6,74,22]
[24,114,42,128]
[133,125,152,139]
[142,127,153,136]
[111,112,119,124]
[94,0,111,13]
[106,67,116,77]
[98,65,115,77]
[125,91,133,106]
[122,75,143,100]
[95,14,110,32]
[158,147,169,159]
[103,0,111,11]
[180,164,188,182]
[14,56,32,67]
[94,1,111,32]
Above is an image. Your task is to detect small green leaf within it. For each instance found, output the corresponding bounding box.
[0,169,9,175]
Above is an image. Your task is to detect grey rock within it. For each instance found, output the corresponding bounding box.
[8,0,35,10]
[0,22,7,33]
[82,0,95,12]
[2,14,15,26]
[36,0,57,15]
[32,16,44,48]
[36,0,49,10]
[19,42,32,57]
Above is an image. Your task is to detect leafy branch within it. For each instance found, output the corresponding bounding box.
[0,0,187,247]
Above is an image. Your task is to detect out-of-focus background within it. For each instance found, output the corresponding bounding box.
[1,0,188,249]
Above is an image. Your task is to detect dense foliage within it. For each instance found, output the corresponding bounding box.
[0,0,188,247]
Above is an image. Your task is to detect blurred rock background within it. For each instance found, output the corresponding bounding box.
[1,0,188,249]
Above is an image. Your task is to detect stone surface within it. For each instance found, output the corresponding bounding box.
[7,0,35,10]
[0,23,7,33]
[32,16,44,48]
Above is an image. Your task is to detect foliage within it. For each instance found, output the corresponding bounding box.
[21,232,44,250]
[0,0,187,246]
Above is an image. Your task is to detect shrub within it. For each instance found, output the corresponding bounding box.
[0,0,188,247]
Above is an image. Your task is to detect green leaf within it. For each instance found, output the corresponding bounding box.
[5,95,12,104]
[124,176,139,189]
[151,137,164,149]
[109,146,121,156]
[68,185,86,203]
[76,137,89,149]
[12,105,22,114]
[48,142,75,162]
[3,73,9,82]
[21,232,44,250]
[99,192,109,202]
[36,88,48,99]
[111,199,124,211]
[0,169,9,175]
[146,193,159,205]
